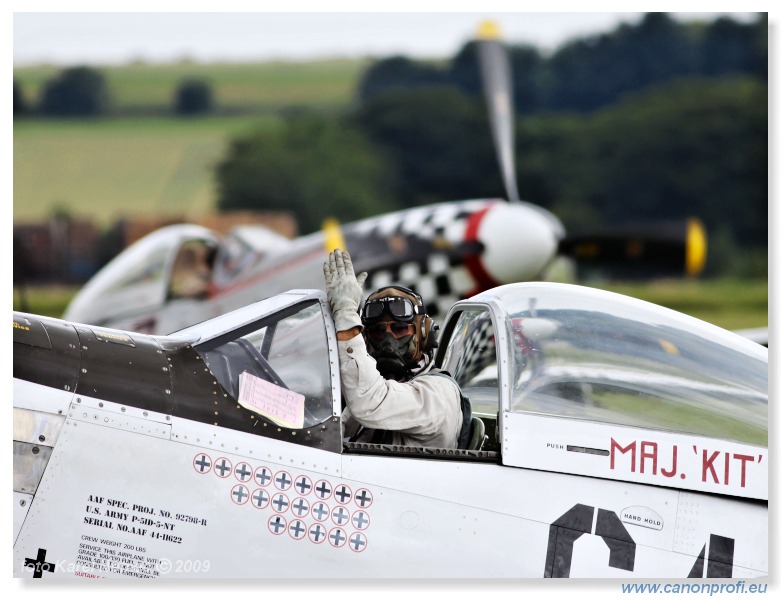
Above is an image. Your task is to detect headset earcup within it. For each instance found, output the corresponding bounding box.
[422,316,439,351]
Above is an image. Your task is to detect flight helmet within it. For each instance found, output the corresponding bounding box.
[360,286,438,379]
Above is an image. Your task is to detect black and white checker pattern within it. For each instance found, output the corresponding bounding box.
[350,200,492,319]
[454,315,496,386]
[364,256,471,319]
[351,200,486,240]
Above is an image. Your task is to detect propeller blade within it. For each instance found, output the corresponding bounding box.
[476,20,521,204]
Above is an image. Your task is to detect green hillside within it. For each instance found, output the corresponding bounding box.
[13,58,371,224]
[13,115,281,224]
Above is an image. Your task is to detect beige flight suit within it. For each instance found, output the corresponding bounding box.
[338,334,463,449]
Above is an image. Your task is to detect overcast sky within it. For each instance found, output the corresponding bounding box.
[12,8,764,67]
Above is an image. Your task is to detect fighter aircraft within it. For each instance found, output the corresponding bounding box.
[62,23,706,335]
[14,281,767,579]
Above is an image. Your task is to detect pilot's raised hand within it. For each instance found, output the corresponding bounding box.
[323,249,368,333]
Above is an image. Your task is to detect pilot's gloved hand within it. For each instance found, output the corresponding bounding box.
[323,249,368,332]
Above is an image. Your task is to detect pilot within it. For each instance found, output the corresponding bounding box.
[169,242,214,300]
[323,249,467,449]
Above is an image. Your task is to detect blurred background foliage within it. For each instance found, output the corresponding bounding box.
[14,13,768,278]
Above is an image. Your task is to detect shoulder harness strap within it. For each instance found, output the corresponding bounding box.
[427,369,472,450]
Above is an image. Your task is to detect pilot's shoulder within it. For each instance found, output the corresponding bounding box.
[422,368,456,384]
[416,370,462,396]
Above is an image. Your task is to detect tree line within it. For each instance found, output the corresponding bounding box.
[13,67,215,117]
[217,13,767,276]
[358,13,766,115]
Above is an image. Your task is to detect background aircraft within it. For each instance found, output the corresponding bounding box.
[63,22,706,335]
[14,282,767,579]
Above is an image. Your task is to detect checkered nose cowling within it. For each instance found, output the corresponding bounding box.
[346,199,563,319]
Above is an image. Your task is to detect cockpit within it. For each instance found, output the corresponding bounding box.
[195,299,335,429]
[439,283,767,448]
[63,225,219,328]
[167,282,766,491]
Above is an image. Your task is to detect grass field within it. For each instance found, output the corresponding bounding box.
[13,115,282,224]
[14,59,369,225]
